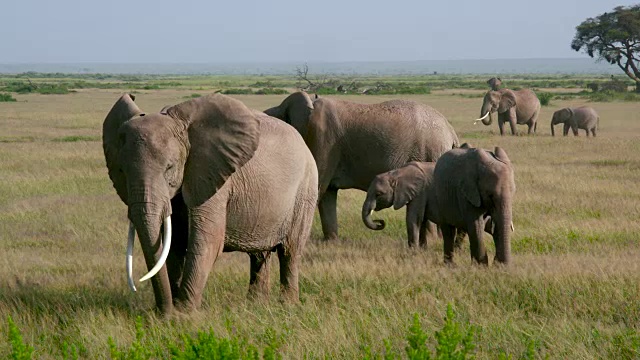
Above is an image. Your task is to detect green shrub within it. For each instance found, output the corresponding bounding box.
[0,93,17,102]
[184,93,202,98]
[7,316,34,360]
[254,88,289,95]
[538,92,553,106]
[220,88,253,95]
[27,83,70,95]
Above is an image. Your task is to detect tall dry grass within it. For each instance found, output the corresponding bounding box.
[0,89,639,358]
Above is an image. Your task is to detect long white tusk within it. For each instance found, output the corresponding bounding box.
[473,112,490,124]
[511,222,515,232]
[139,216,172,282]
[127,222,137,292]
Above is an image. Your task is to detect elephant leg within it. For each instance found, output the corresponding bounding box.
[527,122,534,134]
[497,117,505,136]
[175,205,226,312]
[423,221,438,248]
[453,228,466,250]
[591,128,597,137]
[563,123,570,136]
[167,193,189,297]
[318,187,339,241]
[442,225,456,264]
[467,218,488,265]
[276,244,301,302]
[572,126,579,136]
[248,252,271,299]
[406,201,424,248]
[509,119,517,135]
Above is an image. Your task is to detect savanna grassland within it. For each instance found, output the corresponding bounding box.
[0,74,639,359]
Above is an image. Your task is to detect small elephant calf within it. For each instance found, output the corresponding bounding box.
[362,144,516,265]
[551,106,599,137]
[362,162,496,248]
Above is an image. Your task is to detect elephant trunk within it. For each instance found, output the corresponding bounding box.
[362,194,385,230]
[479,103,493,126]
[128,192,173,314]
[492,200,512,265]
[551,122,555,136]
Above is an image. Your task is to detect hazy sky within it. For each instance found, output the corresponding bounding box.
[1,0,637,63]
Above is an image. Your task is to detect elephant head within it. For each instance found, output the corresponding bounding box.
[550,108,573,136]
[103,93,259,312]
[464,147,516,264]
[487,77,502,91]
[475,90,517,126]
[362,162,429,231]
[263,91,314,136]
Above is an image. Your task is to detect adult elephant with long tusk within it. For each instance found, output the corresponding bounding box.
[474,88,541,136]
[103,93,318,315]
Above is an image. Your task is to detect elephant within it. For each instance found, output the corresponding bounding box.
[364,145,516,265]
[361,161,499,248]
[264,91,460,241]
[475,89,541,136]
[551,106,599,137]
[487,77,502,91]
[103,93,318,315]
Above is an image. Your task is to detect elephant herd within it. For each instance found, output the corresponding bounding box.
[478,77,600,137]
[102,83,596,315]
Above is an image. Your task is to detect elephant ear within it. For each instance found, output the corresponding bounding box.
[566,107,574,119]
[494,147,512,166]
[498,91,516,113]
[392,162,430,210]
[166,94,260,207]
[265,91,313,136]
[460,150,482,208]
[102,94,144,203]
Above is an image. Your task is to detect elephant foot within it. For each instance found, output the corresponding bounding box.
[321,234,339,242]
[247,286,271,301]
[279,286,300,304]
[173,296,200,314]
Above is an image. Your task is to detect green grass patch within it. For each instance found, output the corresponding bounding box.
[52,135,101,142]
[0,93,16,102]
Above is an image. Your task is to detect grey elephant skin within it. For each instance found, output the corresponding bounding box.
[487,77,502,91]
[103,93,318,315]
[551,106,599,137]
[264,91,460,241]
[477,89,541,135]
[362,161,498,249]
[363,145,516,264]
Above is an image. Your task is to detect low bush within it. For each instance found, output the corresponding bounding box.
[3,305,543,359]
[0,93,17,102]
[538,92,553,106]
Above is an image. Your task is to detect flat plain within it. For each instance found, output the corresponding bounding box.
[1,84,639,358]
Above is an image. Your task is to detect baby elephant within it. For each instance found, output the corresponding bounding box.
[551,106,599,137]
[361,161,496,248]
[363,145,515,265]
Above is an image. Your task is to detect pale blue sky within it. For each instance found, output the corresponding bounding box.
[0,0,636,63]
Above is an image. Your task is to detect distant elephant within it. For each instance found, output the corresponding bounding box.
[475,89,541,136]
[103,93,318,315]
[487,77,502,91]
[364,145,516,265]
[551,106,599,137]
[264,91,460,241]
[362,161,501,248]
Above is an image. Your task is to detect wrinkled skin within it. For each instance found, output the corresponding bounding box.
[551,106,599,137]
[431,146,516,265]
[487,77,502,91]
[479,89,541,136]
[265,91,460,241]
[362,161,498,249]
[103,94,318,315]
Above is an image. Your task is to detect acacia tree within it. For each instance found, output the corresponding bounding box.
[571,4,640,93]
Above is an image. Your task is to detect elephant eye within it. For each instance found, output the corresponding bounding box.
[166,164,174,171]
